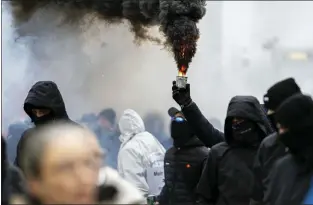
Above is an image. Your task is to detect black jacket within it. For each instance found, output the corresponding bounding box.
[266,154,313,205]
[182,102,224,147]
[250,133,288,205]
[159,136,209,205]
[196,96,272,205]
[14,81,74,169]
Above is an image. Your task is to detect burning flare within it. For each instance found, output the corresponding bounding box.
[178,65,187,77]
[178,45,188,76]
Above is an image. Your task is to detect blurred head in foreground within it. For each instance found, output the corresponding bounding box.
[20,122,104,204]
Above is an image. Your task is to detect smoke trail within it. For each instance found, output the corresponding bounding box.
[9,0,206,72]
[159,0,206,73]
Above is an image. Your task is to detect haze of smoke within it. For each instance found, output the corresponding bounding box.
[9,0,206,72]
[2,2,178,130]
[3,1,313,132]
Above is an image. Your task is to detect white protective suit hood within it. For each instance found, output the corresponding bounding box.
[117,109,166,197]
[118,109,145,145]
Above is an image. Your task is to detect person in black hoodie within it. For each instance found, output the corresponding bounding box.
[14,81,75,170]
[195,96,272,205]
[267,94,313,205]
[158,115,209,205]
[251,78,302,205]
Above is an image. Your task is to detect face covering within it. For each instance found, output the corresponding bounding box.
[171,117,194,147]
[32,114,55,126]
[232,120,260,147]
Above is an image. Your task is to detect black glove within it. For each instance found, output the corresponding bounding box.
[172,81,192,108]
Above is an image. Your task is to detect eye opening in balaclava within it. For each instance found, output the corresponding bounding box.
[170,117,194,147]
[230,117,262,147]
[25,104,55,126]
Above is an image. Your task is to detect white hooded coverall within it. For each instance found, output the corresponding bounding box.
[117,109,166,197]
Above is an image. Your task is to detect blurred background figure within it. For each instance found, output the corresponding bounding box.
[78,113,98,131]
[6,121,30,163]
[2,136,27,205]
[144,112,171,150]
[18,122,145,204]
[96,108,120,169]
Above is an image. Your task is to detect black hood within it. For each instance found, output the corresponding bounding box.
[224,96,273,144]
[24,81,69,121]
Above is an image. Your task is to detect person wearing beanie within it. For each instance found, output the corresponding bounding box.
[267,94,313,205]
[158,116,208,205]
[263,77,301,127]
[251,78,302,205]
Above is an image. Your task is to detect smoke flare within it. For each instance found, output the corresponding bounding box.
[9,0,206,73]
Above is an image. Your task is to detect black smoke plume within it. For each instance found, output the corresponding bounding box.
[9,0,206,72]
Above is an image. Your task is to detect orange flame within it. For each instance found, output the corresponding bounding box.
[178,45,187,76]
[178,65,187,76]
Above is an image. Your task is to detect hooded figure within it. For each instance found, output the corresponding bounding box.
[144,112,172,150]
[196,96,272,205]
[117,109,165,197]
[267,94,313,205]
[14,81,74,169]
[158,116,209,205]
[251,78,302,205]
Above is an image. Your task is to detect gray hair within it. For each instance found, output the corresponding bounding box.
[20,122,100,179]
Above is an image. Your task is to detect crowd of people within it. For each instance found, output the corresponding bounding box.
[2,77,313,205]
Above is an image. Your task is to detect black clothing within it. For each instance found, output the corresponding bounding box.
[168,107,182,118]
[276,94,313,134]
[172,81,193,108]
[267,94,313,205]
[170,119,194,147]
[197,96,272,205]
[15,81,74,170]
[181,102,224,147]
[267,154,313,205]
[263,78,301,111]
[159,136,209,205]
[24,81,69,123]
[250,133,288,205]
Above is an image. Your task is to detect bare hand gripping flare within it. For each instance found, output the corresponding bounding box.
[9,0,206,84]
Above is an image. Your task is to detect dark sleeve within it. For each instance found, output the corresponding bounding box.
[182,102,224,147]
[250,142,266,205]
[196,149,219,205]
[158,185,169,205]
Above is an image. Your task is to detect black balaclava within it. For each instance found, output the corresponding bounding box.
[30,108,55,126]
[276,94,313,156]
[263,78,301,129]
[170,118,194,148]
[231,118,261,147]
